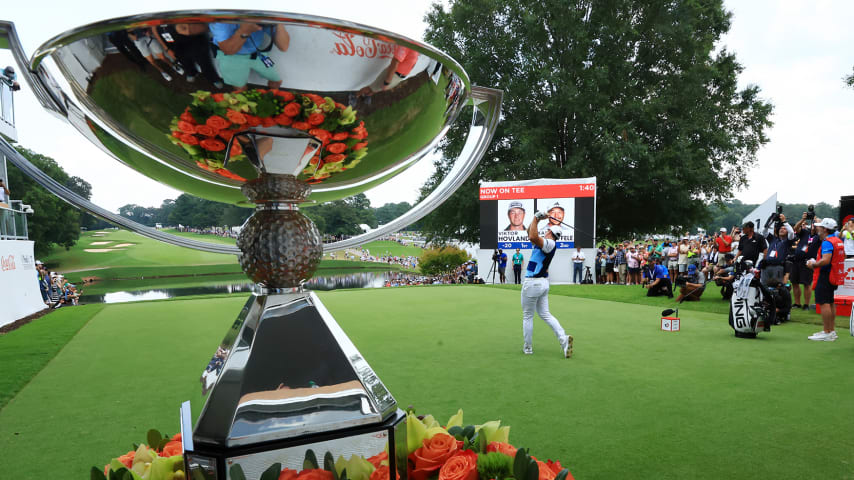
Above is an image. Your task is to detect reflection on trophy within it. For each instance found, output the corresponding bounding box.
[0,11,501,479]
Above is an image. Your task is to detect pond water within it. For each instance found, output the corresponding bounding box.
[78,270,416,304]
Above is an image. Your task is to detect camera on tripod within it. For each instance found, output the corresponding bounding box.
[491,249,500,262]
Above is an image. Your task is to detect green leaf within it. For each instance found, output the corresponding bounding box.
[304,449,320,470]
[325,452,337,480]
[554,468,569,480]
[447,426,463,437]
[91,466,107,480]
[260,462,283,480]
[229,464,248,480]
[513,449,528,480]
[476,431,488,453]
[525,460,539,480]
[461,425,476,439]
[146,429,162,450]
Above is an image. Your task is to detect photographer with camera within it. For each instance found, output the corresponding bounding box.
[520,210,573,358]
[791,209,820,310]
[645,257,674,298]
[760,208,794,286]
[675,263,706,302]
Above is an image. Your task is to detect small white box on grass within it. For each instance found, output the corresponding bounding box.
[661,316,680,332]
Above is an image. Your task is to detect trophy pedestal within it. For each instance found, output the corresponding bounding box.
[184,291,404,479]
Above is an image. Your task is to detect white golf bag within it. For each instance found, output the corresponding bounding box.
[728,259,774,338]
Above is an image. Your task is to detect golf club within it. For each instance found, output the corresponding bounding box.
[547,215,595,239]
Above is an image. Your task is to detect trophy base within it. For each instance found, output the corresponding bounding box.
[190,290,398,449]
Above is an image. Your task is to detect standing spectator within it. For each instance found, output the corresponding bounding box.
[842,218,854,258]
[512,248,524,285]
[615,244,627,285]
[761,218,794,287]
[791,213,819,310]
[677,238,690,276]
[626,245,641,285]
[734,222,767,265]
[715,227,734,268]
[0,178,9,206]
[571,247,585,284]
[596,246,607,284]
[498,249,508,284]
[606,246,616,284]
[807,218,844,341]
[666,242,679,280]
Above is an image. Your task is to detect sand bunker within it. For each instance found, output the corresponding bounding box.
[92,234,104,237]
[112,243,134,248]
[90,241,111,245]
[84,249,118,253]
[95,231,110,234]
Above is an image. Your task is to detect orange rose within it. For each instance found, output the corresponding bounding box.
[324,154,346,163]
[275,114,294,126]
[206,115,230,130]
[536,461,556,480]
[276,91,295,101]
[180,111,195,123]
[308,113,325,126]
[180,134,199,146]
[292,122,311,130]
[261,117,276,128]
[409,433,460,480]
[226,109,247,124]
[438,450,478,480]
[486,442,517,458]
[229,142,243,156]
[305,94,325,106]
[353,142,368,151]
[117,450,135,468]
[195,124,218,137]
[178,120,197,134]
[200,138,226,152]
[326,143,347,154]
[295,469,334,480]
[246,115,262,127]
[218,129,237,141]
[215,168,246,181]
[279,468,299,480]
[284,102,302,117]
[212,93,225,102]
[367,451,388,469]
[331,132,349,141]
[161,440,182,457]
[309,129,331,142]
[369,465,400,480]
[171,131,182,138]
[171,433,181,442]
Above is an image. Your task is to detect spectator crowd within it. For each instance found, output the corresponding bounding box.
[35,261,82,309]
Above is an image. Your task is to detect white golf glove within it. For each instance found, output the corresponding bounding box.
[535,210,548,220]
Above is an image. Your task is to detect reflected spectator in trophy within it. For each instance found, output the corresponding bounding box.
[150,23,224,88]
[209,22,290,91]
[382,45,419,90]
[127,28,185,82]
[504,201,526,231]
[107,30,149,71]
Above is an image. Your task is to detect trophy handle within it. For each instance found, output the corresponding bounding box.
[321,86,503,253]
[0,21,68,119]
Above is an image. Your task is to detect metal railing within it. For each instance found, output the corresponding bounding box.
[0,201,28,240]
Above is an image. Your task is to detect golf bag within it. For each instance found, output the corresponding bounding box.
[728,259,775,338]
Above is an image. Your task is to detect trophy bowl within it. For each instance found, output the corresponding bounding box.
[0,10,501,480]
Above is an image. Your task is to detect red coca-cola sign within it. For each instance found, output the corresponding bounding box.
[1,255,15,271]
[330,32,394,59]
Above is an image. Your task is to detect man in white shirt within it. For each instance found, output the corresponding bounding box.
[571,247,585,284]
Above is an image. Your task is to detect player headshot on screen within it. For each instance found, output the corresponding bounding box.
[505,200,526,231]
[547,201,565,226]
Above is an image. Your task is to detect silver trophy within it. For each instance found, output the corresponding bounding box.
[0,11,501,479]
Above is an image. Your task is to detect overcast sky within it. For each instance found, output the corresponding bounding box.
[1,0,852,213]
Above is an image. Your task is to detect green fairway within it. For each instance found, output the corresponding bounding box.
[361,240,424,258]
[2,287,854,479]
[42,229,237,272]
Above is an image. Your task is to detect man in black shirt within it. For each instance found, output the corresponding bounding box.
[791,213,820,309]
[734,221,768,265]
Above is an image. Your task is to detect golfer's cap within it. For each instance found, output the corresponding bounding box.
[508,201,524,211]
[816,218,837,230]
[548,201,564,211]
[688,264,697,272]
[548,225,562,239]
[35,260,43,265]
[720,227,727,232]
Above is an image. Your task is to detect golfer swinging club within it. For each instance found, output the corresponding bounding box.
[521,210,573,358]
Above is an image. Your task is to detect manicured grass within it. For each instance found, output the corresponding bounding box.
[161,229,238,246]
[2,287,854,479]
[493,283,849,327]
[42,229,237,272]
[0,304,104,409]
[360,240,424,258]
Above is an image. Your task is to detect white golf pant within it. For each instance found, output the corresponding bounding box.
[521,277,566,348]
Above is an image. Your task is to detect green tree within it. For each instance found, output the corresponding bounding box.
[5,147,82,256]
[419,245,470,275]
[419,0,773,242]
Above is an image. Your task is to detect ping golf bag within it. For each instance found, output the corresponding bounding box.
[728,258,775,338]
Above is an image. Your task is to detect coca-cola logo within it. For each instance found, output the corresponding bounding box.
[1,255,15,272]
[330,32,394,60]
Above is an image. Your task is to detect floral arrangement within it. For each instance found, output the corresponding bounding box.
[94,430,184,480]
[94,411,574,480]
[167,89,368,183]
